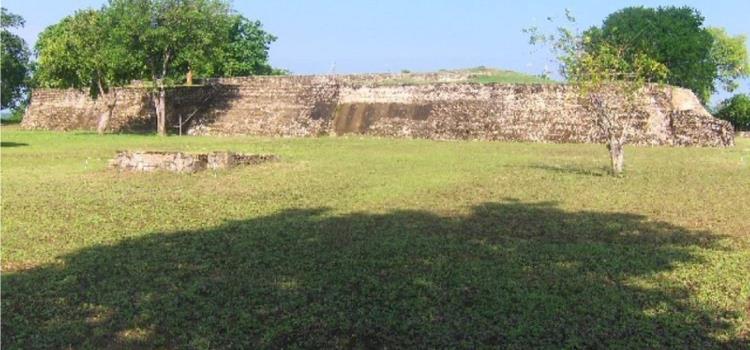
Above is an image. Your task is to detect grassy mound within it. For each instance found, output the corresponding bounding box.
[375,66,554,86]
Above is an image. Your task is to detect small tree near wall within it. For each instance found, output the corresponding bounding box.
[525,11,668,176]
[567,45,668,175]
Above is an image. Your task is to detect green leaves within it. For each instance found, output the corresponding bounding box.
[536,6,749,108]
[1,8,30,109]
[583,6,749,104]
[107,0,234,86]
[716,94,750,131]
[213,16,276,77]
[708,27,750,94]
[524,10,668,94]
[0,7,23,28]
[34,9,142,97]
[565,43,668,111]
[35,0,279,96]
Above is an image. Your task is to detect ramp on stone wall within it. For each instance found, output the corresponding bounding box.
[333,103,433,134]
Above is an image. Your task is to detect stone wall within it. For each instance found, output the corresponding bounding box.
[21,74,734,146]
[22,88,153,132]
[189,76,339,137]
[332,83,734,146]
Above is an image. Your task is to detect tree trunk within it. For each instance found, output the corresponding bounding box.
[154,88,167,136]
[186,67,193,86]
[95,79,115,135]
[608,138,624,176]
[96,109,111,135]
[96,91,117,135]
[153,50,172,136]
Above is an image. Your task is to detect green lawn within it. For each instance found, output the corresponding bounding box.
[2,126,748,348]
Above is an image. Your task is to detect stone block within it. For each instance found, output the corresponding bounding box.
[109,151,278,173]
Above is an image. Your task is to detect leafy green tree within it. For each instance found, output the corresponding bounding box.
[707,27,750,95]
[34,0,278,135]
[1,8,31,110]
[716,94,750,131]
[107,0,234,136]
[170,14,278,82]
[585,6,748,104]
[584,6,715,102]
[526,11,668,176]
[214,15,277,77]
[35,9,141,133]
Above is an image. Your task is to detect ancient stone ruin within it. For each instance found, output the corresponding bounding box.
[109,151,278,173]
[22,72,735,147]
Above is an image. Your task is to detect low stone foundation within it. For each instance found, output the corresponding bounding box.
[109,151,278,173]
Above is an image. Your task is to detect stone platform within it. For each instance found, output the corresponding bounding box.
[109,151,278,173]
[22,74,735,147]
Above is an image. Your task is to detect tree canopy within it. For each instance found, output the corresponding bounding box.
[34,0,279,135]
[708,27,750,94]
[716,93,750,131]
[584,6,748,103]
[208,15,278,77]
[1,7,31,109]
[106,0,232,83]
[34,9,140,97]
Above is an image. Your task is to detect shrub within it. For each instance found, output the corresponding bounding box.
[0,102,26,124]
[716,93,750,131]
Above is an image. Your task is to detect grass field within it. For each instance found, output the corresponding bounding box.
[2,126,749,348]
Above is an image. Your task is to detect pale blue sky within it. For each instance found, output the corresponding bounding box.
[4,0,749,102]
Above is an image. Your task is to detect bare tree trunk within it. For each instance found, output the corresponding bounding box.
[186,66,193,86]
[590,93,627,176]
[96,110,111,135]
[607,138,624,176]
[154,51,171,136]
[96,91,118,135]
[95,79,117,135]
[154,87,167,136]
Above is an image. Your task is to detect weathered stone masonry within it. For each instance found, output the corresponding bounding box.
[21,74,734,146]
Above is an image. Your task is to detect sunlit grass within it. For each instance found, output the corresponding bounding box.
[2,126,748,348]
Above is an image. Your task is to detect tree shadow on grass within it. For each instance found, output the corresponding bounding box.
[2,200,746,349]
[0,142,28,148]
[527,164,610,177]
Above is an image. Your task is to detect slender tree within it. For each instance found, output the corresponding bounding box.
[526,11,668,176]
[568,46,668,175]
